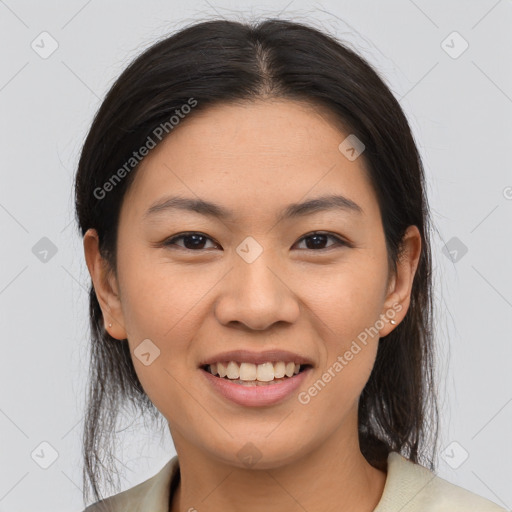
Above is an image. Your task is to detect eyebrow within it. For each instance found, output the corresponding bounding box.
[144,193,363,223]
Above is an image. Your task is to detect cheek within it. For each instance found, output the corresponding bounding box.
[299,257,387,343]
[294,257,386,404]
[115,251,228,409]
[117,245,215,342]
[115,250,210,416]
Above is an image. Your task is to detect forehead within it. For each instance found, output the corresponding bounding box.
[121,99,380,225]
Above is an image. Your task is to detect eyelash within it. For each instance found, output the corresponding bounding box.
[162,231,348,252]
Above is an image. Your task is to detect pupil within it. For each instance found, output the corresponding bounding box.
[306,234,327,249]
[184,234,206,249]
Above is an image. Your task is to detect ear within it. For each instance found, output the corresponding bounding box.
[83,228,128,340]
[378,225,422,337]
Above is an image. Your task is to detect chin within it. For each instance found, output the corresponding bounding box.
[206,435,311,470]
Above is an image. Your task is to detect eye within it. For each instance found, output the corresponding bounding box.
[294,231,347,251]
[162,231,348,252]
[163,232,220,251]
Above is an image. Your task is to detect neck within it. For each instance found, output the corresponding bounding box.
[169,419,387,512]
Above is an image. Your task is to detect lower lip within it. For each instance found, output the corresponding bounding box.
[200,367,312,407]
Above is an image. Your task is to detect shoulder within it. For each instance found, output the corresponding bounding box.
[81,456,179,512]
[374,451,508,512]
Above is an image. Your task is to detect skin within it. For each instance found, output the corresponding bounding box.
[84,99,421,512]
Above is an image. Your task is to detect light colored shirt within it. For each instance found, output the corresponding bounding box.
[83,451,507,511]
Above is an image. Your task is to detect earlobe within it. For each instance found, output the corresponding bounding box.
[379,290,404,337]
[83,228,128,340]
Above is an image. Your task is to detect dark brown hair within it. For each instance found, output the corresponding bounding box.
[74,17,439,506]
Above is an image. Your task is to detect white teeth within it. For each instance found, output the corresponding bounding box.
[217,362,227,378]
[239,362,257,381]
[273,361,286,378]
[226,361,239,379]
[206,361,307,382]
[285,362,295,377]
[256,362,274,382]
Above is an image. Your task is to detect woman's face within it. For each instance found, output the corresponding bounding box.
[85,99,420,468]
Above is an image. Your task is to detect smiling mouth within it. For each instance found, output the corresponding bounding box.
[201,362,312,386]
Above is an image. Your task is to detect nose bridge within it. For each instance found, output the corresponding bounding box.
[238,249,280,301]
[214,240,299,330]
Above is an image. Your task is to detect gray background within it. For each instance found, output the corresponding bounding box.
[1,1,511,511]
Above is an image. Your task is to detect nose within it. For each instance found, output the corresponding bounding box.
[214,252,300,331]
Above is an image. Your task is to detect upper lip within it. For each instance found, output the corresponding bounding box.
[199,349,314,367]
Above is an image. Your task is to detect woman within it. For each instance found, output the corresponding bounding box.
[75,18,506,512]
